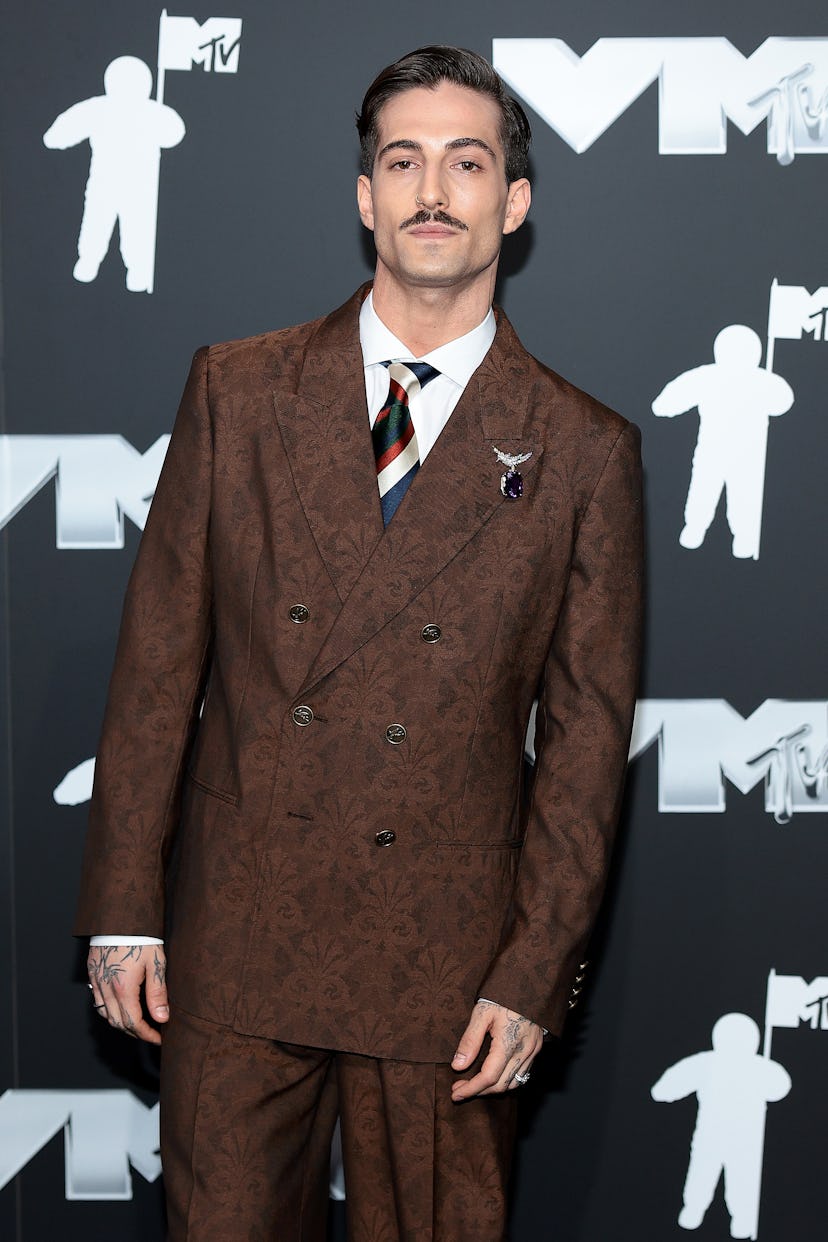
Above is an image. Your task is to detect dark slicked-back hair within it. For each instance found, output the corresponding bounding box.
[356,45,531,183]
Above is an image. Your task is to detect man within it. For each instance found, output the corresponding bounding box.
[78,45,643,1241]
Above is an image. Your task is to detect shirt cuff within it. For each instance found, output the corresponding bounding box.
[89,935,164,946]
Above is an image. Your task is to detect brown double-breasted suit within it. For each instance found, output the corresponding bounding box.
[76,284,643,1233]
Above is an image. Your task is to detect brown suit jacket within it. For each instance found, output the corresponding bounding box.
[76,285,644,1062]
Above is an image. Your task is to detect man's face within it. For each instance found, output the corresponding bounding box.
[357,81,530,292]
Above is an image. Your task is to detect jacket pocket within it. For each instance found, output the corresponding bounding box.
[435,839,524,851]
[186,768,238,806]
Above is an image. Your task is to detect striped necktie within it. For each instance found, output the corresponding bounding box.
[372,360,440,525]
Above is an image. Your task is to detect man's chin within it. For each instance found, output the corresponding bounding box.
[385,260,477,290]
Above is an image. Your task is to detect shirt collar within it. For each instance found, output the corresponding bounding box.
[359,290,496,388]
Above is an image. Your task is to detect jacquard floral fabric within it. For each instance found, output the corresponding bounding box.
[76,285,644,1063]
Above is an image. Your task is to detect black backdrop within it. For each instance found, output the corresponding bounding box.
[2,2,827,1239]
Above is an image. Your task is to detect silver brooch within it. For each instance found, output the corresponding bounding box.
[493,447,533,500]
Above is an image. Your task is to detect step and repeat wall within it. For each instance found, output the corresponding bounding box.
[1,2,826,1239]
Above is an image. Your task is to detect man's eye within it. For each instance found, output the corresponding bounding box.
[456,160,481,172]
[392,159,414,170]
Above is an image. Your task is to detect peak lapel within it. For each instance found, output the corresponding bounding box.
[272,288,384,603]
[297,310,542,696]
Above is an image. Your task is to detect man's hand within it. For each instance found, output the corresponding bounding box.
[86,944,169,1045]
[451,1000,544,1101]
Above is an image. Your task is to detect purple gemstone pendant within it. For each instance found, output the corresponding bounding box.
[493,446,533,500]
[500,469,523,500]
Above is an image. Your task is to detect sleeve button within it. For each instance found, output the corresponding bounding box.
[289,604,310,624]
[421,624,442,643]
[375,830,396,847]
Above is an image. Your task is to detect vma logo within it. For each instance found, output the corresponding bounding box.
[630,700,828,823]
[0,434,169,549]
[0,1090,159,1200]
[43,10,243,293]
[493,38,828,165]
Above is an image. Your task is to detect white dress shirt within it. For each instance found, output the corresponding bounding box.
[90,294,496,949]
[361,290,495,457]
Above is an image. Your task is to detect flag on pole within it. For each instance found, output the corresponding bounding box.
[765,278,828,371]
[764,969,828,1033]
[767,279,828,342]
[158,10,243,76]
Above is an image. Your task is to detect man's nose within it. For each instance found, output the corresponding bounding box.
[416,173,448,212]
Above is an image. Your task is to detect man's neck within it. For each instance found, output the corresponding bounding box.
[370,267,495,357]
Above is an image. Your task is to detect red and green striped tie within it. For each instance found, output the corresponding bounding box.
[373,361,440,525]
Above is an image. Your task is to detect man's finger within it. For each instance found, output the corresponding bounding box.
[114,994,162,1045]
[451,1043,506,1101]
[99,975,159,1045]
[88,977,106,1016]
[451,1001,495,1070]
[506,1060,531,1090]
[145,947,170,1023]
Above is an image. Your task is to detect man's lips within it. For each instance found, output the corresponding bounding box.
[406,224,458,237]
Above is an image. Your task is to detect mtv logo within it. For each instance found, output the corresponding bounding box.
[158,11,243,75]
[768,281,828,341]
[0,1090,160,1200]
[630,700,828,822]
[0,434,169,548]
[765,970,828,1032]
[493,38,828,164]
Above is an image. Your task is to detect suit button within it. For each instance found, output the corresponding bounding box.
[289,604,310,624]
[421,623,442,643]
[385,723,406,745]
[375,830,396,847]
[292,705,314,726]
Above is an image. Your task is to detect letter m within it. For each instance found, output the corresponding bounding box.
[629,699,828,814]
[0,1089,160,1199]
[0,434,170,549]
[493,37,828,156]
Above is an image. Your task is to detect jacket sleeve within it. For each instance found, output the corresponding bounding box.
[74,347,214,936]
[478,420,644,1036]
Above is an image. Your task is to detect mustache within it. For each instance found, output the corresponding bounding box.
[399,209,469,232]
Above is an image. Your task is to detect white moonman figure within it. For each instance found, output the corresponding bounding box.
[652,325,794,559]
[651,1013,791,1240]
[43,57,185,293]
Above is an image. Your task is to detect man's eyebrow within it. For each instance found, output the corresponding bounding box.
[445,137,498,160]
[376,139,423,160]
[376,137,498,161]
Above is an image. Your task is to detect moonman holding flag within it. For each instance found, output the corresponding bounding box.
[77,45,644,1239]
[43,56,184,293]
[652,324,793,560]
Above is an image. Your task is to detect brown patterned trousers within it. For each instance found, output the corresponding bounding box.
[161,1006,518,1241]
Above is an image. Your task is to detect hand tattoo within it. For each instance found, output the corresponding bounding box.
[502,1014,528,1056]
[152,949,166,986]
[87,945,144,988]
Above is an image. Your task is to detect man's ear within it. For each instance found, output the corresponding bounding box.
[502,179,531,236]
[357,174,375,231]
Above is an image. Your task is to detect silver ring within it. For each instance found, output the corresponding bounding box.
[87,983,94,990]
[513,1071,530,1085]
[93,1003,106,1012]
